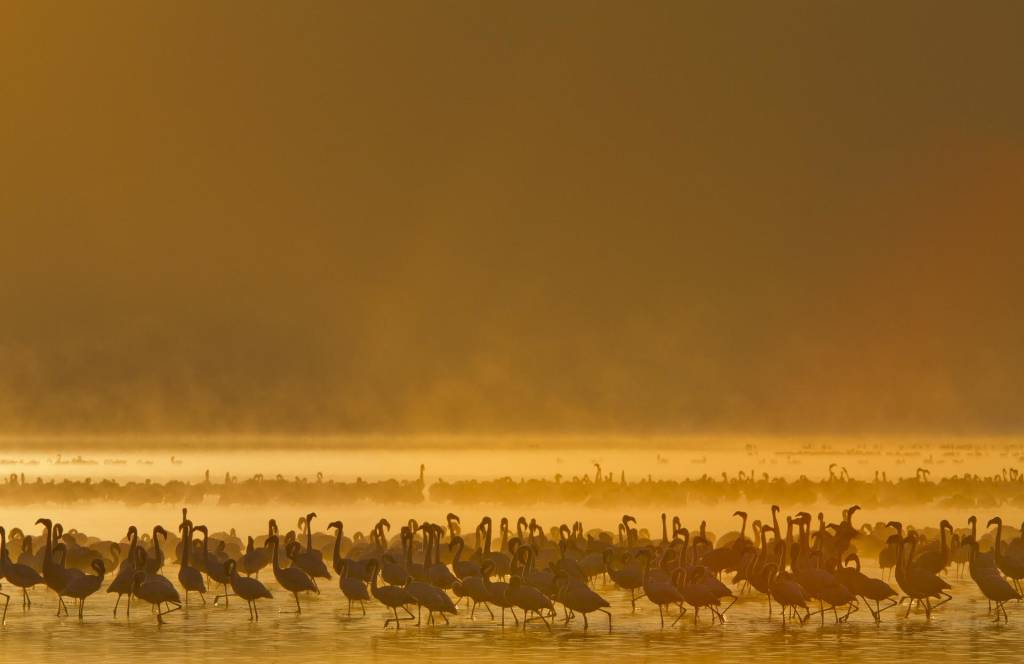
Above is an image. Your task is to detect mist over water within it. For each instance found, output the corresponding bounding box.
[2,435,1020,540]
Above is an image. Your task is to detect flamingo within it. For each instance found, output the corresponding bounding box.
[988,517,1024,594]
[195,525,232,607]
[291,512,331,589]
[240,536,270,577]
[177,521,206,607]
[1,525,44,614]
[837,553,897,623]
[267,535,318,613]
[366,559,416,628]
[637,549,684,628]
[35,518,72,615]
[404,531,457,626]
[604,548,644,612]
[674,565,725,625]
[892,533,952,618]
[328,521,370,616]
[506,575,553,631]
[59,560,105,620]
[107,526,139,616]
[968,539,1020,622]
[763,563,810,625]
[130,567,181,624]
[452,562,495,620]
[425,524,459,590]
[554,570,611,630]
[480,560,518,626]
[449,535,481,580]
[226,559,272,621]
[912,520,953,574]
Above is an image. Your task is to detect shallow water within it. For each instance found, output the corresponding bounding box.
[2,436,1022,661]
[0,562,1019,663]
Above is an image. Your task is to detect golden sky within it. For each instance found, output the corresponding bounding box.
[1,2,1022,434]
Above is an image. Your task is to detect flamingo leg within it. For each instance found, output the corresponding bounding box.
[601,608,612,631]
[1,591,9,624]
[719,595,736,619]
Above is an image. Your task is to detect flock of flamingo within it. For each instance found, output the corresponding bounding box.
[3,463,1024,508]
[1,505,1022,629]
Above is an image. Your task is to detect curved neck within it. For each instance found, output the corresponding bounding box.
[181,527,190,567]
[272,539,282,572]
[42,523,54,563]
[332,528,343,572]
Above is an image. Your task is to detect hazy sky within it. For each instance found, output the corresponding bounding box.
[1,2,1022,434]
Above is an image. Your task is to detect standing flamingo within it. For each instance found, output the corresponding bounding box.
[226,559,272,621]
[177,521,206,607]
[60,560,105,620]
[268,535,317,613]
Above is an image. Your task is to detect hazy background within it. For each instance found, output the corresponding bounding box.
[1,2,1022,435]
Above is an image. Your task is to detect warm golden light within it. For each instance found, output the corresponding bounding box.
[1,1,1022,661]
